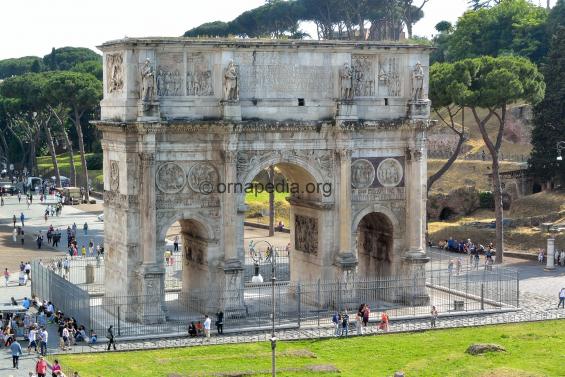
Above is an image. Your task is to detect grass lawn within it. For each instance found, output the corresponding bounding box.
[55,320,565,377]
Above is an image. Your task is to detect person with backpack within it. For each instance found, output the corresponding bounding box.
[107,325,116,350]
[331,311,341,336]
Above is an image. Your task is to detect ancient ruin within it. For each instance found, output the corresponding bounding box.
[96,38,432,322]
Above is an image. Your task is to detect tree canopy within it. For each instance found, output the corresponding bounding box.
[445,0,549,64]
[183,0,428,41]
[43,47,101,71]
[0,56,43,79]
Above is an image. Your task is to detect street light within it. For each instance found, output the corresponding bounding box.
[557,141,565,161]
[249,239,277,377]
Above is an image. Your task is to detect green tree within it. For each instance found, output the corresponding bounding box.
[184,21,232,37]
[427,62,467,193]
[71,60,103,81]
[44,72,102,201]
[0,56,42,79]
[529,26,565,186]
[447,0,549,64]
[43,47,101,71]
[448,56,545,263]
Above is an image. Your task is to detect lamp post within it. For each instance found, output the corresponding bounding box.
[249,239,277,377]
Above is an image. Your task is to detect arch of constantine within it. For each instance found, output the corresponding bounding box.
[96,38,432,322]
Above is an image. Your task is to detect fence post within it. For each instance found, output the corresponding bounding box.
[480,284,484,310]
[337,281,342,311]
[117,305,121,336]
[297,283,301,329]
[516,271,520,308]
[317,279,321,328]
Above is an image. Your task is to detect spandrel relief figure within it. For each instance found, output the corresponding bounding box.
[340,63,353,100]
[140,58,155,102]
[224,60,239,101]
[411,61,425,101]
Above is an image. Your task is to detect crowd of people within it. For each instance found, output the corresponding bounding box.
[538,247,565,266]
[437,238,496,271]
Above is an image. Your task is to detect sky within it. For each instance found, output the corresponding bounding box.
[0,0,558,60]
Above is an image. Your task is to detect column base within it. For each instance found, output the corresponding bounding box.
[222,101,242,121]
[544,266,556,272]
[221,258,246,318]
[400,254,430,306]
[134,264,167,324]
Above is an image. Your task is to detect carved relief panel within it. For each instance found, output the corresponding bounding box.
[377,56,401,97]
[352,55,376,97]
[186,53,214,96]
[295,215,318,254]
[156,53,183,96]
[106,53,124,94]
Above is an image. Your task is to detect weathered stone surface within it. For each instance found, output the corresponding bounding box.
[97,38,432,320]
[466,343,506,355]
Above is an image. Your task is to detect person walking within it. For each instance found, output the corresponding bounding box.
[355,309,363,335]
[173,235,179,252]
[558,288,565,309]
[83,222,88,235]
[12,214,17,228]
[39,327,48,356]
[36,356,48,377]
[17,192,21,203]
[362,304,370,329]
[215,311,224,335]
[379,311,389,332]
[20,212,25,227]
[107,325,116,350]
[4,268,10,287]
[202,314,212,343]
[10,338,22,369]
[431,306,438,328]
[20,228,25,246]
[28,326,38,354]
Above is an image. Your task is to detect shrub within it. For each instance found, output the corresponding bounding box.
[479,191,494,210]
[86,153,103,170]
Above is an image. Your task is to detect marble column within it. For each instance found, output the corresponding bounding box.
[221,150,245,315]
[336,149,357,278]
[137,150,166,323]
[545,238,555,271]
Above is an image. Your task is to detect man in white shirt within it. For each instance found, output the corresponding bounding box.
[39,328,48,356]
[202,314,211,343]
[558,288,565,309]
[27,327,37,353]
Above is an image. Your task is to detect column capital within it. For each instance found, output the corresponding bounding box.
[222,150,238,164]
[337,148,352,160]
[139,152,156,166]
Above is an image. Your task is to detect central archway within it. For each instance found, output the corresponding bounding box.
[356,212,394,279]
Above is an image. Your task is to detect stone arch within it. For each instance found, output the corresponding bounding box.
[157,210,217,244]
[352,206,400,279]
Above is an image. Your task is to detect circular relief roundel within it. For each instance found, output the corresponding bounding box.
[156,162,186,193]
[188,162,219,193]
[351,159,375,189]
[377,158,403,187]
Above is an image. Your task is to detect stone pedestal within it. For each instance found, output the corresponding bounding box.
[222,101,242,121]
[135,263,167,324]
[545,238,555,271]
[401,254,430,305]
[336,101,358,120]
[335,252,358,281]
[408,99,431,119]
[221,258,246,318]
[137,101,160,121]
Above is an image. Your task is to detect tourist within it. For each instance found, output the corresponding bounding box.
[4,268,10,287]
[39,327,48,356]
[12,214,17,228]
[81,245,86,258]
[25,262,31,281]
[456,257,462,275]
[558,288,565,309]
[10,338,22,369]
[561,250,565,267]
[430,306,438,328]
[83,222,88,235]
[17,192,21,203]
[538,249,545,263]
[173,235,179,252]
[88,329,97,344]
[188,322,197,337]
[340,311,349,337]
[21,228,25,246]
[28,326,38,353]
[362,304,370,329]
[202,314,211,342]
[106,325,116,350]
[51,359,63,376]
[215,311,224,335]
[355,308,363,335]
[61,325,70,351]
[332,311,341,336]
[379,311,389,332]
[447,260,454,275]
[20,212,25,227]
[36,232,44,249]
[36,356,48,377]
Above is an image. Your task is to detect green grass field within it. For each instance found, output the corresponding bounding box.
[55,320,565,377]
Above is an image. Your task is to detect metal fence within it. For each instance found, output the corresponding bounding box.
[31,259,519,339]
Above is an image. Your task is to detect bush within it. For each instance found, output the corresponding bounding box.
[479,191,494,210]
[86,153,103,170]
